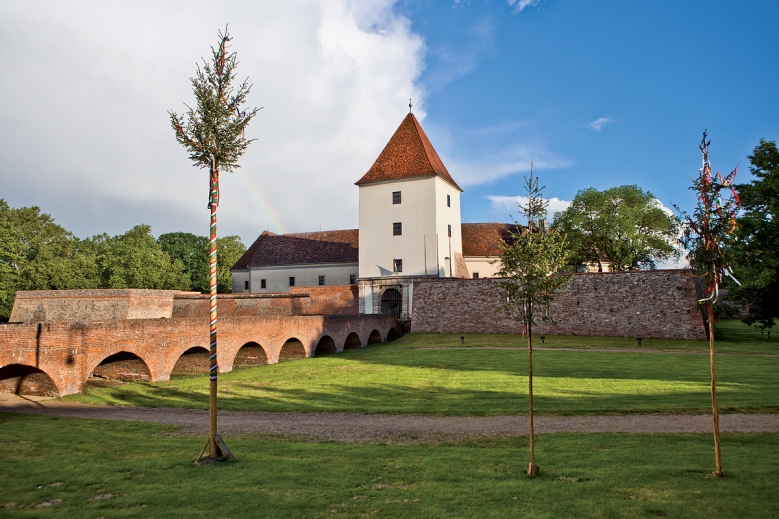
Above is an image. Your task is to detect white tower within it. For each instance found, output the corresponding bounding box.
[356,113,465,315]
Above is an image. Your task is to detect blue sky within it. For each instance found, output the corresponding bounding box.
[400,0,779,224]
[0,0,777,243]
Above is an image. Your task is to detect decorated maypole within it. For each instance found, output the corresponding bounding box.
[169,28,259,461]
[676,131,740,477]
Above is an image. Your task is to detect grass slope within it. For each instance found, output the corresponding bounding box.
[68,337,779,416]
[1,414,777,518]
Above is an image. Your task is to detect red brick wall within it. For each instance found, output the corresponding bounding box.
[0,313,397,397]
[411,270,706,340]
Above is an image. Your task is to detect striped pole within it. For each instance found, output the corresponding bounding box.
[208,169,219,458]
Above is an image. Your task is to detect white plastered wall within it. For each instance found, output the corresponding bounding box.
[240,263,358,293]
[464,257,502,278]
[358,175,462,279]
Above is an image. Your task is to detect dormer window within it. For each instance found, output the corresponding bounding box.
[393,191,401,204]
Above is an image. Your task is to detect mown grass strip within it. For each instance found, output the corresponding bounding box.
[1,413,777,519]
[68,346,779,416]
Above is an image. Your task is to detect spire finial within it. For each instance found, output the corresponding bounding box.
[409,99,412,113]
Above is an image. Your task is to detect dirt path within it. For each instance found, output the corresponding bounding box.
[2,395,777,443]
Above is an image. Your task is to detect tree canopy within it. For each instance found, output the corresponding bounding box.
[552,185,679,271]
[728,139,779,328]
[0,200,249,320]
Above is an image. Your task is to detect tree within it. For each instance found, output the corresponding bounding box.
[169,28,259,461]
[0,200,100,320]
[552,185,679,271]
[728,140,779,330]
[159,232,210,293]
[97,225,190,291]
[675,131,740,478]
[498,170,572,477]
[216,235,246,293]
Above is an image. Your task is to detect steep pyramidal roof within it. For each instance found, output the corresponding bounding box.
[355,113,462,191]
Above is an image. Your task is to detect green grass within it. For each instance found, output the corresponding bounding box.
[1,413,777,518]
[67,341,779,416]
[391,319,779,355]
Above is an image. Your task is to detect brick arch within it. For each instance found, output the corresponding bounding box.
[233,341,270,368]
[0,364,60,397]
[88,350,153,382]
[314,335,337,356]
[170,346,210,376]
[278,337,307,362]
[386,327,399,342]
[367,329,383,345]
[344,332,362,350]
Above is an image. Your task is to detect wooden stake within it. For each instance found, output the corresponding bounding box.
[709,308,724,477]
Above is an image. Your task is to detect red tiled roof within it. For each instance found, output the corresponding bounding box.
[461,223,522,257]
[231,230,359,270]
[355,113,462,191]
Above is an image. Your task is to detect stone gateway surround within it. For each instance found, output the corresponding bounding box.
[410,269,706,340]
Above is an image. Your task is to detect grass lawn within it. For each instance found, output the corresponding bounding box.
[1,413,777,518]
[67,331,779,416]
[391,319,779,355]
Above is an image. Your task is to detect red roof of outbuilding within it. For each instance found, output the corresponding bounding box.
[461,223,523,257]
[355,113,462,191]
[231,229,359,270]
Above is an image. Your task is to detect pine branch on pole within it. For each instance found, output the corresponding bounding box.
[675,131,740,478]
[169,27,260,463]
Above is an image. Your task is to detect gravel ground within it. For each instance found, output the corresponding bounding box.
[2,395,777,443]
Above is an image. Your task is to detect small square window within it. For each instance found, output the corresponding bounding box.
[244,280,249,290]
[350,274,356,284]
[447,194,450,207]
[289,277,295,287]
[319,275,325,286]
[393,191,401,204]
[393,259,403,273]
[393,222,402,236]
[448,224,452,237]
[473,273,479,279]
[261,279,266,289]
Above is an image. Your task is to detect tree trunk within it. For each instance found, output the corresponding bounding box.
[527,315,539,476]
[709,307,723,477]
[208,172,219,459]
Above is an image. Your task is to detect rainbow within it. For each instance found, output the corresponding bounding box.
[235,169,290,234]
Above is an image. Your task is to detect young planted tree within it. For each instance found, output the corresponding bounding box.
[675,131,740,478]
[499,168,572,476]
[169,28,259,461]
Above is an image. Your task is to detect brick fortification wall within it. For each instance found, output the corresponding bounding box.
[171,286,358,319]
[11,286,358,323]
[412,270,705,340]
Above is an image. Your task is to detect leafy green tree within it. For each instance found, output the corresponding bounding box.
[97,225,190,290]
[158,232,209,293]
[216,235,246,293]
[499,171,572,477]
[552,185,679,271]
[0,200,99,319]
[728,140,779,330]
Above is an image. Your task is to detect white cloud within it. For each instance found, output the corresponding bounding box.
[0,0,425,243]
[507,0,543,13]
[486,195,571,223]
[586,117,616,131]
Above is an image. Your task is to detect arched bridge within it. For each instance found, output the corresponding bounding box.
[0,313,398,397]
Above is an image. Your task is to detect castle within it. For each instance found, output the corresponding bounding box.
[231,112,517,317]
